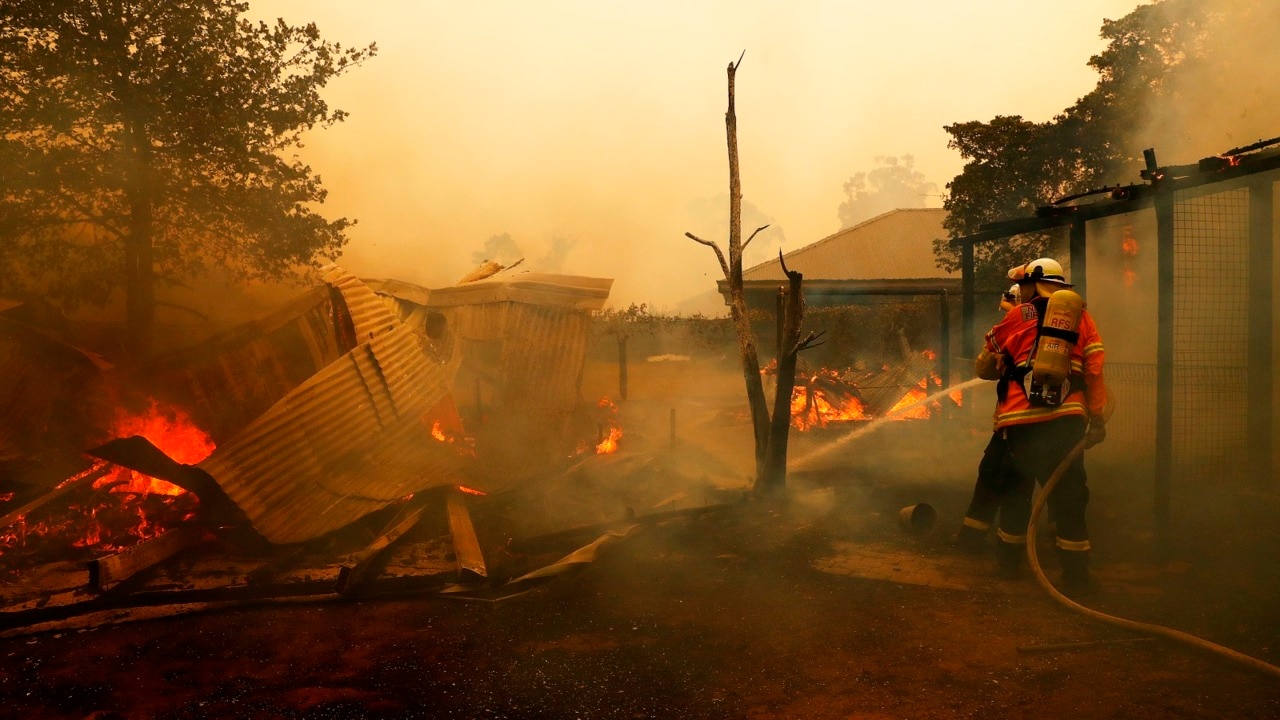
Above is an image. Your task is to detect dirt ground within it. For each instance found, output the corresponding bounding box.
[2,356,1279,718]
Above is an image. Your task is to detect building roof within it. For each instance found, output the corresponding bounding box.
[740,208,952,283]
[366,272,613,311]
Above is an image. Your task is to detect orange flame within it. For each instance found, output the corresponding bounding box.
[1,401,210,559]
[106,400,215,496]
[1121,226,1139,288]
[790,384,868,430]
[596,426,623,454]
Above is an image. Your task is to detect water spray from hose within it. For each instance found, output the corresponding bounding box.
[791,376,989,470]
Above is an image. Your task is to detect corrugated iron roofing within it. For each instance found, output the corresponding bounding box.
[115,287,356,445]
[742,209,952,283]
[198,319,463,544]
[323,265,400,341]
[427,272,613,310]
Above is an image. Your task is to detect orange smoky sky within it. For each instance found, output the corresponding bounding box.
[248,0,1146,314]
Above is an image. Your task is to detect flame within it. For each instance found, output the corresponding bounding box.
[790,382,869,431]
[0,401,212,561]
[888,378,934,419]
[107,399,215,496]
[431,422,447,442]
[1121,226,1139,287]
[596,426,623,454]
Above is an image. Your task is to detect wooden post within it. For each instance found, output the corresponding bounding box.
[617,334,628,401]
[960,238,975,421]
[1069,220,1088,297]
[1248,179,1274,488]
[1153,157,1174,561]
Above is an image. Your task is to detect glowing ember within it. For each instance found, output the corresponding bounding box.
[457,485,488,496]
[0,400,212,562]
[429,422,477,456]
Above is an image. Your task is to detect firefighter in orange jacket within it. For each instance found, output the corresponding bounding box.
[953,283,1022,553]
[983,257,1109,595]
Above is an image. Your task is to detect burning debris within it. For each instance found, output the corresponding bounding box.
[768,350,961,431]
[0,266,680,632]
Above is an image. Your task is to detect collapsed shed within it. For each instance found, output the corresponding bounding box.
[368,272,614,483]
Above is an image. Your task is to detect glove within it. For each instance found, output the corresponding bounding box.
[1084,421,1106,449]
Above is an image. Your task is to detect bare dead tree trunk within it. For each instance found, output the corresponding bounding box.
[723,61,772,479]
[686,56,771,481]
[758,256,820,493]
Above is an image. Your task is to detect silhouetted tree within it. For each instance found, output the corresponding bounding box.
[933,0,1242,288]
[0,0,375,356]
[838,155,938,228]
[686,55,818,492]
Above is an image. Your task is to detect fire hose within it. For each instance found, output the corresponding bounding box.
[1026,437,1280,680]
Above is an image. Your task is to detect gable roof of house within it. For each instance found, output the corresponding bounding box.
[740,208,952,283]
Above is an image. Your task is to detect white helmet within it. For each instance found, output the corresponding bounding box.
[1011,257,1072,286]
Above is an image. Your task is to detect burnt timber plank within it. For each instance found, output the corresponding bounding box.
[446,490,487,580]
[88,524,205,592]
[336,501,431,595]
[0,465,112,530]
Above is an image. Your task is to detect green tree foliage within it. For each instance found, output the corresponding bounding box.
[837,155,938,229]
[0,0,375,355]
[933,0,1232,289]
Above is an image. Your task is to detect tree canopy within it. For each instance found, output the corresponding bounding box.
[837,154,938,229]
[0,0,375,355]
[933,0,1243,289]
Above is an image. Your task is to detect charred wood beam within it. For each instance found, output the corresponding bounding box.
[0,580,341,637]
[336,500,433,596]
[0,465,112,530]
[446,490,488,581]
[88,524,206,593]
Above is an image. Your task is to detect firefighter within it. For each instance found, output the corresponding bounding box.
[953,284,1022,553]
[984,258,1109,596]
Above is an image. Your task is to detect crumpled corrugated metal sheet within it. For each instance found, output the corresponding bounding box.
[113,286,357,446]
[323,265,399,342]
[425,272,613,310]
[192,269,466,544]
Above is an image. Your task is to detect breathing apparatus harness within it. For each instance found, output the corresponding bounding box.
[996,291,1085,408]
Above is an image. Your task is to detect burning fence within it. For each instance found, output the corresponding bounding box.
[772,350,961,431]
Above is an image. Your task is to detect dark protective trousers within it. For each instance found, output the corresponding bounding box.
[995,415,1090,549]
[961,431,1010,531]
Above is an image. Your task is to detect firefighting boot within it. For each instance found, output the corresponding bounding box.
[953,524,988,555]
[995,540,1023,580]
[1059,548,1097,598]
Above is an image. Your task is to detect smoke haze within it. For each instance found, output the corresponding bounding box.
[247,0,1147,314]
